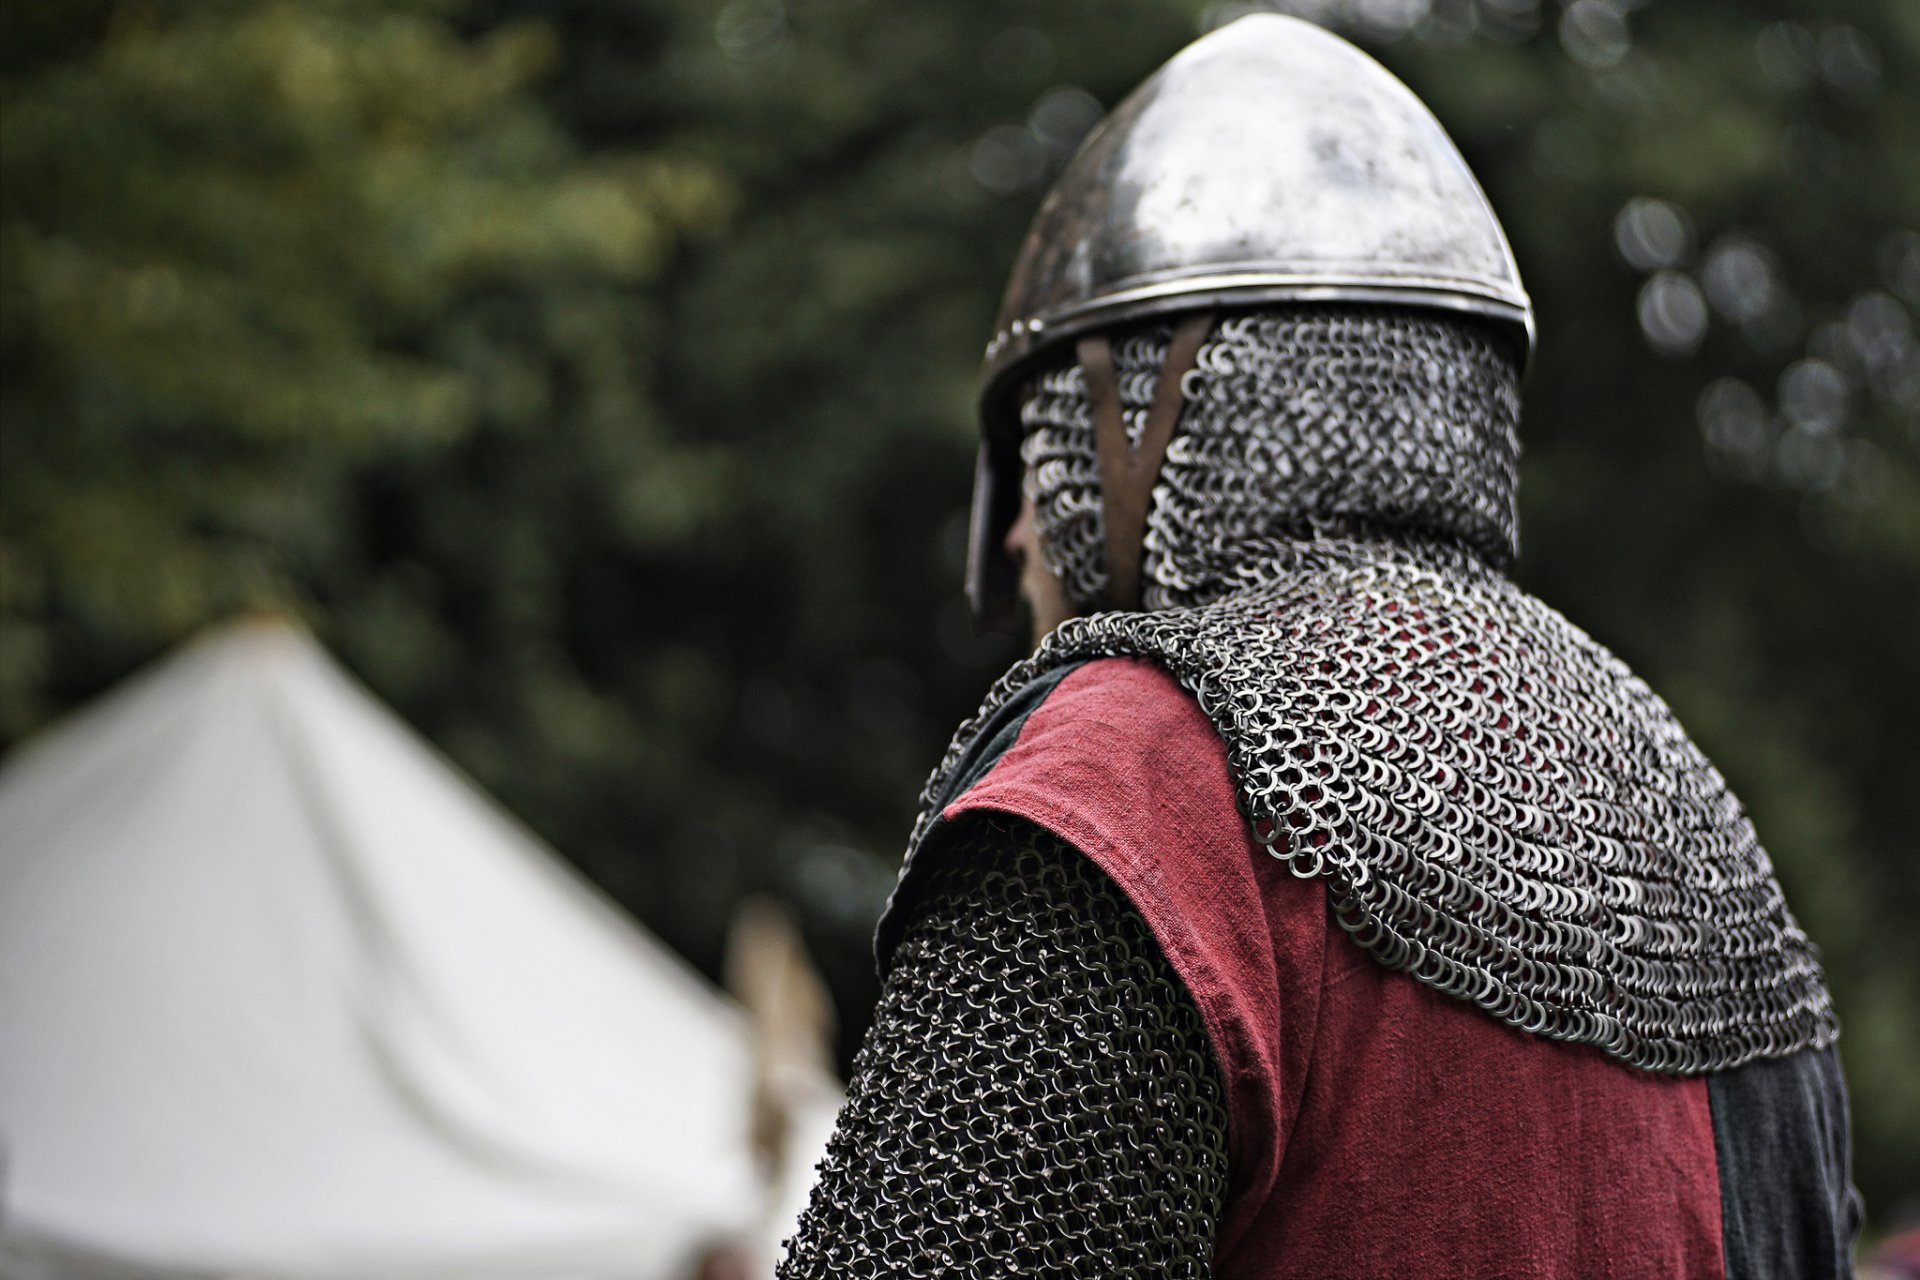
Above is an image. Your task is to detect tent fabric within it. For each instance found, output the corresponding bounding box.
[0,620,773,1280]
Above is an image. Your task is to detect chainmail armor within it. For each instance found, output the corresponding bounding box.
[905,305,1838,1076]
[1020,307,1523,611]
[781,816,1228,1277]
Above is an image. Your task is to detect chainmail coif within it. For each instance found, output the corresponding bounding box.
[899,304,1838,1075]
[781,816,1227,1277]
[1019,307,1522,610]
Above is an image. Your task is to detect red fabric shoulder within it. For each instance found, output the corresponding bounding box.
[941,655,1728,1280]
[940,656,1315,1263]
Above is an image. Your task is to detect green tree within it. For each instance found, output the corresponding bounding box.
[0,0,721,727]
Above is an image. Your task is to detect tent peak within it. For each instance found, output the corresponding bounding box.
[222,606,313,645]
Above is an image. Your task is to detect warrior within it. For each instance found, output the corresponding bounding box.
[779,15,1859,1278]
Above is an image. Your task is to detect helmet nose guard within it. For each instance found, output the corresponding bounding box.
[967,13,1533,630]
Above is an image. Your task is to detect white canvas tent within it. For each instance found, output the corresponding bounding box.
[0,618,815,1280]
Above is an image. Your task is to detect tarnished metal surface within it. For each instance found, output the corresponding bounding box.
[780,818,1226,1277]
[968,14,1533,624]
[927,309,1839,1075]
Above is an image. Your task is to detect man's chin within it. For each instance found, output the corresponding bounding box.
[1019,585,1075,654]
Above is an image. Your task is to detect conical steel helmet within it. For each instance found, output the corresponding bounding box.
[968,13,1533,626]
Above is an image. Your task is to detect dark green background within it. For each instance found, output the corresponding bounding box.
[4,0,1915,1226]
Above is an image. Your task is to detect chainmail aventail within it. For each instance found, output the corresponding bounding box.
[903,305,1839,1075]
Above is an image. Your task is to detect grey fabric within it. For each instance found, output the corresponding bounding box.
[1710,1045,1863,1280]
[781,816,1227,1278]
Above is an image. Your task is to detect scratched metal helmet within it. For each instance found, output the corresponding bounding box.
[968,13,1533,627]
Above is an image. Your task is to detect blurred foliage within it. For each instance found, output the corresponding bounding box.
[0,0,727,716]
[3,0,1916,1223]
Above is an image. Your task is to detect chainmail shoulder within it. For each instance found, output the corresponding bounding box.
[934,304,1839,1074]
[905,534,1839,1075]
[780,815,1228,1278]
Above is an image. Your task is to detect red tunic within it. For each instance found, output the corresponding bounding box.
[936,656,1726,1280]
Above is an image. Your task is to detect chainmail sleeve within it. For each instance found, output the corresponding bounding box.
[777,815,1230,1278]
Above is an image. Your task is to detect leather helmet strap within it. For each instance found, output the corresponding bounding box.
[1078,310,1213,610]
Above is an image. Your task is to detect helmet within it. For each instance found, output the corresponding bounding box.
[968,13,1532,627]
